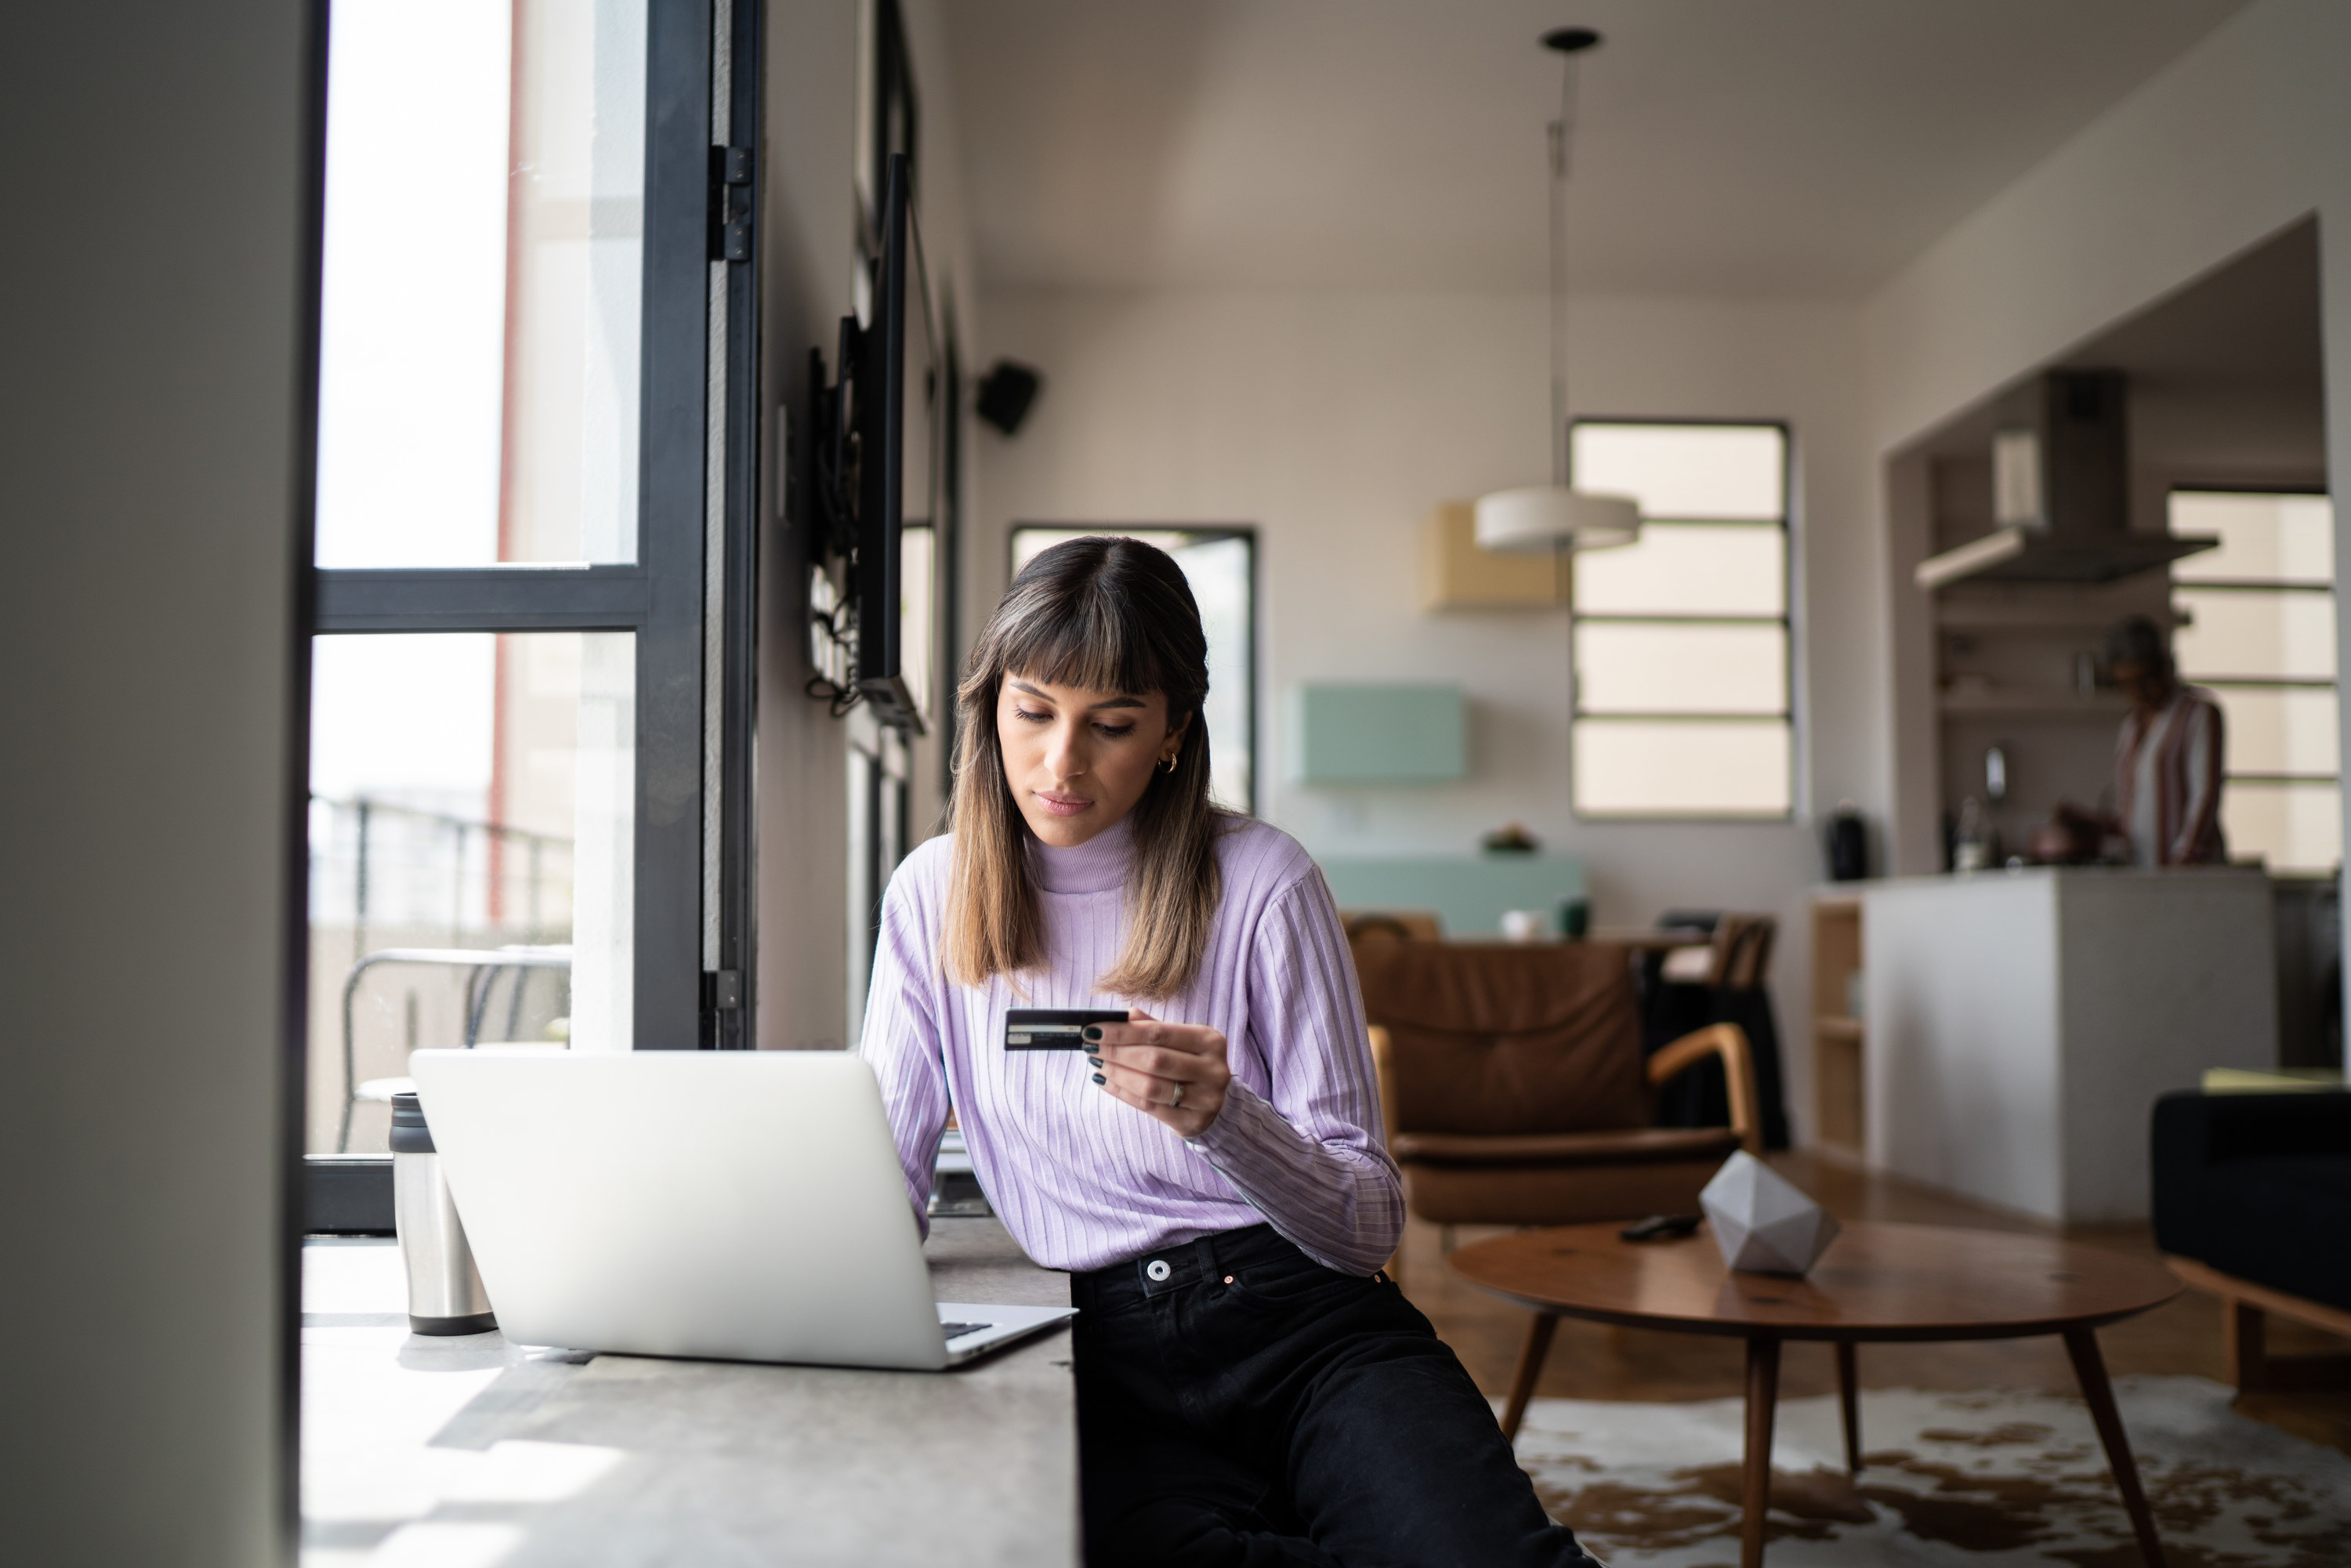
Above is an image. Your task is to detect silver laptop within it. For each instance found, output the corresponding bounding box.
[407,1048,1074,1370]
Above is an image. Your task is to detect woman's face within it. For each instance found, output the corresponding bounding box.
[2111,658,2175,715]
[996,671,1186,848]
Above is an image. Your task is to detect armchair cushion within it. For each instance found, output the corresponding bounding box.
[1355,941,1646,1135]
[2153,1090,2351,1313]
[1392,1125,1741,1168]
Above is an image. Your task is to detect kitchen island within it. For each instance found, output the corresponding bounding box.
[1863,866,2275,1224]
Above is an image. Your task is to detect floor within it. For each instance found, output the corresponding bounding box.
[1399,1150,2351,1458]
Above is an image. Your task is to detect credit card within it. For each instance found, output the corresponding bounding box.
[1004,1008,1131,1051]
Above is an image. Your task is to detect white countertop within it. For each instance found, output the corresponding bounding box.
[1861,864,2273,892]
[302,1219,1077,1567]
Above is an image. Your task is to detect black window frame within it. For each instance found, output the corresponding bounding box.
[302,0,763,1226]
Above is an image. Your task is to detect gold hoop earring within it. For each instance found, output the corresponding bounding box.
[1161,754,1179,774]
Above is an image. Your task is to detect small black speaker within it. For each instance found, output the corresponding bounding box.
[976,360,1041,436]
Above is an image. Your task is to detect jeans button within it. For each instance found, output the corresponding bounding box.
[1145,1258,1172,1282]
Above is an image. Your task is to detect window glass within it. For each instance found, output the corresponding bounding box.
[2172,588,2336,681]
[307,631,634,1153]
[1574,720,1793,817]
[2222,781,2342,875]
[2169,491,2338,873]
[901,524,935,722]
[1574,623,1787,715]
[1570,423,1785,520]
[1572,523,1785,617]
[314,0,647,567]
[1176,534,1255,816]
[1569,422,1790,818]
[2172,492,2332,584]
[1012,528,1256,814]
[2206,688,2340,777]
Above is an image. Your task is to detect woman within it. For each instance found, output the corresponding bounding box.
[2054,615,2227,866]
[861,538,1600,1568]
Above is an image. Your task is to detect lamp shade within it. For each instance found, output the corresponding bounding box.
[1474,486,1640,552]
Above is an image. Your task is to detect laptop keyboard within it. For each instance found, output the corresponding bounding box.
[940,1321,995,1341]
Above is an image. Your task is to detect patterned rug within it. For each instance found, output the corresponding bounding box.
[1512,1376,2351,1567]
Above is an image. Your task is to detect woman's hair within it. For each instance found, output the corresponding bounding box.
[2104,614,2173,679]
[943,536,1224,1000]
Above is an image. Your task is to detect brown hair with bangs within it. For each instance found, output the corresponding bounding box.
[944,536,1226,1000]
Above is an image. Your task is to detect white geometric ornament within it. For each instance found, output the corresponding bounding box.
[1699,1150,1842,1276]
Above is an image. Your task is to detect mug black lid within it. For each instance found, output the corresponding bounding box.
[388,1091,435,1153]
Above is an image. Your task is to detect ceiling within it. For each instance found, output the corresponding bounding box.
[939,0,2255,298]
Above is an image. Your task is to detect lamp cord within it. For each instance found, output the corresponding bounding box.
[1549,55,1580,489]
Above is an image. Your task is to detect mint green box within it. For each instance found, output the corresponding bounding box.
[1318,856,1586,936]
[1293,684,1465,784]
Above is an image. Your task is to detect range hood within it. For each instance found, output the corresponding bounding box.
[1914,371,2217,590]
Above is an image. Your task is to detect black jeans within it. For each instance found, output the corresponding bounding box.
[1071,1225,1600,1568]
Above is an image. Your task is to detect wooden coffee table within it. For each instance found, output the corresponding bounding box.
[1451,1220,2182,1568]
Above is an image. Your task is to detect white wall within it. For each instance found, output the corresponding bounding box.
[0,1,312,1560]
[1864,0,2351,878]
[976,286,1878,1140]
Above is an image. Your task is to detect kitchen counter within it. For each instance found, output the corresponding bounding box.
[302,1217,1077,1567]
[1863,866,2275,1224]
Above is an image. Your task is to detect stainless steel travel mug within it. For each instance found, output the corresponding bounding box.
[390,1092,495,1335]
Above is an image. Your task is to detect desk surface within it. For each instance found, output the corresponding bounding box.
[302,1218,1077,1567]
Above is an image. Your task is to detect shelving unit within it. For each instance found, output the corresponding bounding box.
[1811,896,1864,1155]
[1935,601,2185,632]
[1937,690,2128,717]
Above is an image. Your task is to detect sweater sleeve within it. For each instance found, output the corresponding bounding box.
[856,859,951,1237]
[1185,871,1404,1275]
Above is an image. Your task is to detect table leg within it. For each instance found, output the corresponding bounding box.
[1500,1313,1559,1443]
[1835,1339,1861,1473]
[2063,1328,2166,1567]
[2223,1298,2267,1392]
[1741,1335,1780,1568]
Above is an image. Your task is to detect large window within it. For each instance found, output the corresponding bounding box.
[1010,527,1258,815]
[308,0,760,1157]
[2169,491,2340,873]
[1568,422,1793,818]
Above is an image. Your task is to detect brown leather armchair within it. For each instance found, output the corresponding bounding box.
[1357,940,1760,1233]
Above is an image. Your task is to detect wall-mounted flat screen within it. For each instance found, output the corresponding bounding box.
[856,151,936,730]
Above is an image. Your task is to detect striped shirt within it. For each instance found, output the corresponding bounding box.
[2116,686,2227,867]
[858,813,1404,1276]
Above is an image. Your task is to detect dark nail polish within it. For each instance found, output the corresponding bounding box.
[1090,1073,1106,1085]
[1081,1026,1103,1043]
[1086,1056,1103,1068]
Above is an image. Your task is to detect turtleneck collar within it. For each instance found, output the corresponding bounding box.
[1029,813,1134,895]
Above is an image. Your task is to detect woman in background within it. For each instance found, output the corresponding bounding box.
[860,537,1599,1568]
[2057,615,2226,866]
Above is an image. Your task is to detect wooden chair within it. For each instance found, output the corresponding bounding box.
[1654,911,1775,987]
[1340,908,1444,944]
[1357,940,1760,1428]
[1708,914,1777,989]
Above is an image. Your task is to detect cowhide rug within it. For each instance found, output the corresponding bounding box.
[1511,1375,2350,1567]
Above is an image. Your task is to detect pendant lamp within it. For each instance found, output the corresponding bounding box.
[1473,27,1639,555]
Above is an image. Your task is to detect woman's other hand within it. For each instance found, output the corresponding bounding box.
[1085,1010,1230,1138]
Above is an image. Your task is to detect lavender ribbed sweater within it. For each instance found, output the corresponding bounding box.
[858,813,1404,1275]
